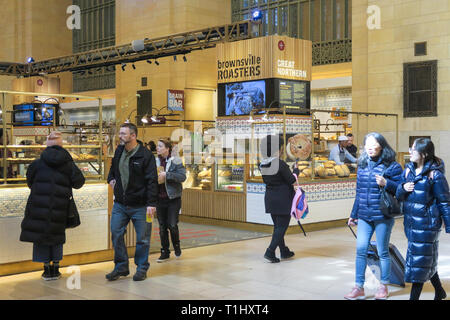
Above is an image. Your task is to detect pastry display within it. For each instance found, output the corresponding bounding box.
[198,168,212,178]
[218,170,232,177]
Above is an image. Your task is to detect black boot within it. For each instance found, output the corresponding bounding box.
[41,264,52,281]
[280,247,295,259]
[435,287,447,300]
[264,248,280,263]
[157,249,170,263]
[174,244,182,258]
[51,262,61,280]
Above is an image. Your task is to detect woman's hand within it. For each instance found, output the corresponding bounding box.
[403,182,415,192]
[348,218,358,226]
[158,172,166,184]
[375,174,386,187]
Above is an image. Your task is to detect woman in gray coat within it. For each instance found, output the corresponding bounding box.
[155,139,186,262]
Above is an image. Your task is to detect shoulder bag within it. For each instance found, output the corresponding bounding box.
[379,166,403,218]
[66,191,81,229]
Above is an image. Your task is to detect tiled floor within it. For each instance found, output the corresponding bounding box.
[1,219,449,300]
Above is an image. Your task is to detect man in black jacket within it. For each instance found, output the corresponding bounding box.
[106,123,158,281]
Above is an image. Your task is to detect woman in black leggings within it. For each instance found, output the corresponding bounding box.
[259,135,299,263]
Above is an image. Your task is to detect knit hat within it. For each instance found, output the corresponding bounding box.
[46,131,63,147]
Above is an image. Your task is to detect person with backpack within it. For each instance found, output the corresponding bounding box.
[345,132,403,300]
[396,138,450,300]
[259,134,299,263]
[20,131,85,280]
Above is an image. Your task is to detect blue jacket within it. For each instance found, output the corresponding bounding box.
[396,160,450,283]
[350,158,403,222]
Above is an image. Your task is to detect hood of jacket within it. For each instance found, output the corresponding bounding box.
[406,159,445,178]
[260,157,278,167]
[41,146,72,168]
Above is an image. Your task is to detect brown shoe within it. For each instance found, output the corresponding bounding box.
[344,287,366,300]
[375,285,389,300]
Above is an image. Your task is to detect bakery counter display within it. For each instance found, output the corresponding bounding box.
[183,164,212,190]
[4,144,103,182]
[289,158,356,180]
[215,164,244,192]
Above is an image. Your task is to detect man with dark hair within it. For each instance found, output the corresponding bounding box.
[346,133,358,158]
[106,122,158,281]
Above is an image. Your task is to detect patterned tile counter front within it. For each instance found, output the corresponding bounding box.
[0,184,109,264]
[246,180,356,225]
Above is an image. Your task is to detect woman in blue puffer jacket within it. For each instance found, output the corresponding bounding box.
[345,133,403,300]
[396,138,450,300]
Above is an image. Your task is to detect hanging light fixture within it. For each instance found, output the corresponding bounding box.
[141,114,150,124]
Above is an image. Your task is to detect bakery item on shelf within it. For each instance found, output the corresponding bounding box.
[315,165,327,178]
[326,168,336,176]
[324,161,336,168]
[198,168,211,178]
[342,164,351,176]
[218,170,232,177]
[335,165,345,177]
[302,168,312,177]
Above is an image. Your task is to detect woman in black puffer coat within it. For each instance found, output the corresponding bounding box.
[396,138,450,300]
[20,132,85,280]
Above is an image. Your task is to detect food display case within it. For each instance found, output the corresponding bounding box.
[2,125,108,184]
[183,163,213,191]
[215,155,245,192]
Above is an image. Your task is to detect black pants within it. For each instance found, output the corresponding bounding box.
[268,214,291,252]
[410,272,443,300]
[156,197,182,252]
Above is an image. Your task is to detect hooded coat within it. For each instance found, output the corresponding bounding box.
[396,160,450,283]
[20,146,85,245]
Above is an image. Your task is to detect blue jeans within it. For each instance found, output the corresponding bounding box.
[110,202,152,273]
[355,218,395,288]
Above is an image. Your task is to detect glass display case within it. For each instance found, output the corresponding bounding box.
[215,163,244,192]
[183,163,213,190]
[1,125,107,184]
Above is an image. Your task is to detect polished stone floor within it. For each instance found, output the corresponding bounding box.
[0,219,449,300]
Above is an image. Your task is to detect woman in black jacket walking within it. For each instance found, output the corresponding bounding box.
[259,134,299,263]
[20,131,85,280]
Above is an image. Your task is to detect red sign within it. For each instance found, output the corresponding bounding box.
[278,40,285,51]
[167,89,184,111]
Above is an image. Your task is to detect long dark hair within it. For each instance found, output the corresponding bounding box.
[358,132,396,168]
[413,138,442,166]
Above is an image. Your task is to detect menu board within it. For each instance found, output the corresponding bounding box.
[278,79,309,113]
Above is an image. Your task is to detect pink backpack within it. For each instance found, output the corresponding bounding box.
[291,174,309,236]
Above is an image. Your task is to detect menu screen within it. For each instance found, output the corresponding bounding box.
[278,79,309,113]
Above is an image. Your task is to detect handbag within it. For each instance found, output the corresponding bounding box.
[66,193,81,229]
[379,167,403,218]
